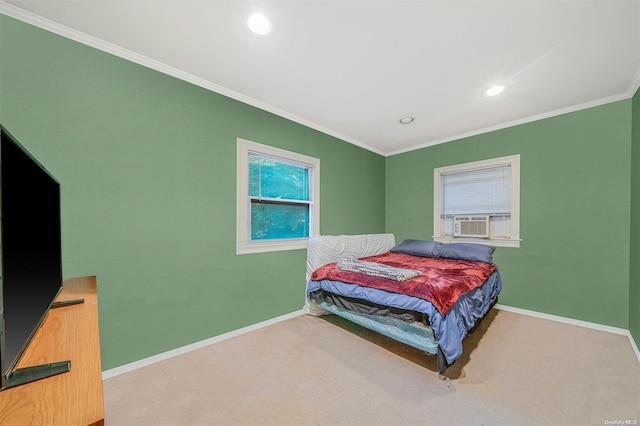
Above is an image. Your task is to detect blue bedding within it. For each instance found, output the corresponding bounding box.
[307,269,501,365]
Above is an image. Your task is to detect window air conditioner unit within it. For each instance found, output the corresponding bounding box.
[453,215,490,238]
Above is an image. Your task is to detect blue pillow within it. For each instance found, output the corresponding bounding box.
[391,239,442,258]
[436,243,495,264]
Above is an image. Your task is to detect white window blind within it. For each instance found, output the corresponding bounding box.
[433,154,520,248]
[441,164,511,216]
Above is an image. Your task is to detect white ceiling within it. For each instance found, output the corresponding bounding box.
[2,1,640,156]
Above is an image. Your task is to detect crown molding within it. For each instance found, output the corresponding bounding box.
[0,1,385,157]
[2,1,638,158]
[387,90,635,157]
[628,66,640,97]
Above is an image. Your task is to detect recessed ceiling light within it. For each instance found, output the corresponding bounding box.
[247,13,271,35]
[485,85,506,97]
[399,117,414,124]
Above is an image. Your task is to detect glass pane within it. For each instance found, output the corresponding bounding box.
[248,154,260,197]
[250,202,309,240]
[248,153,309,201]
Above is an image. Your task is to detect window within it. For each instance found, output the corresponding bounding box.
[433,154,520,248]
[236,138,319,254]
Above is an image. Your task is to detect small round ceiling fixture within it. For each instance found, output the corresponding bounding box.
[247,13,271,35]
[399,116,415,124]
[485,85,506,97]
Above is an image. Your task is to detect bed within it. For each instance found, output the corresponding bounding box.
[304,234,501,377]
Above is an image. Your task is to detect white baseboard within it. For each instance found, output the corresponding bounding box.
[495,304,640,364]
[103,304,640,379]
[102,309,304,380]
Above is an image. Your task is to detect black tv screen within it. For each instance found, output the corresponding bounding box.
[0,126,63,388]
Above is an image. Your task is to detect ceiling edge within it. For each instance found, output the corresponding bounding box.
[628,66,640,97]
[2,1,638,159]
[0,1,386,157]
[386,90,636,157]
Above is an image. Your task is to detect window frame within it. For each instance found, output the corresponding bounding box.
[236,138,320,255]
[433,154,520,248]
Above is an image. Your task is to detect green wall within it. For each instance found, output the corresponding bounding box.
[1,14,637,370]
[0,16,385,370]
[631,87,640,344]
[386,101,633,329]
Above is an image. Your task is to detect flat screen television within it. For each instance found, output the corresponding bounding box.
[0,125,72,390]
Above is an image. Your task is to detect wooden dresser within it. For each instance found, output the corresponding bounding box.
[0,276,104,425]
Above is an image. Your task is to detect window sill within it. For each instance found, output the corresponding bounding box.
[236,238,308,255]
[433,236,520,248]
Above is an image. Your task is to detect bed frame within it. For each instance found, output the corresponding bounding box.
[313,296,450,374]
[304,233,494,377]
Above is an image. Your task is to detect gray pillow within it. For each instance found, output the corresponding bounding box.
[436,243,495,264]
[391,239,442,258]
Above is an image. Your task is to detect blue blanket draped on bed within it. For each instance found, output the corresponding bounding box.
[306,269,502,365]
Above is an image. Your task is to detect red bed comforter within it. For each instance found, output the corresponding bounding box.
[311,251,497,315]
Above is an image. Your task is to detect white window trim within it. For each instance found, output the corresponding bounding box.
[236,138,320,255]
[433,154,520,248]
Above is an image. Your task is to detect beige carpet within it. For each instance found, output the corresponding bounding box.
[104,309,640,425]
